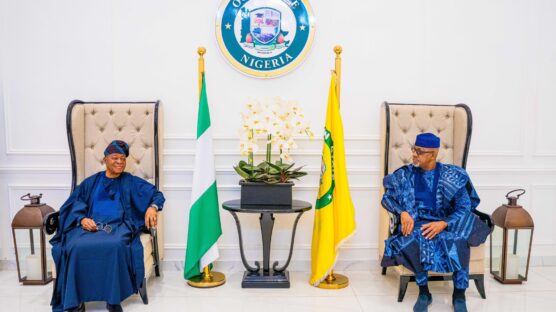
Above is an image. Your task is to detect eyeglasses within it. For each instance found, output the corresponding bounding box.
[411,147,434,156]
[96,222,113,233]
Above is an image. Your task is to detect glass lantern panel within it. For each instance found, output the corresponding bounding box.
[14,228,44,281]
[490,225,504,278]
[45,232,54,279]
[505,228,532,280]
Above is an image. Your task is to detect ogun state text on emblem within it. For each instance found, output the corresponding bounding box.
[216,0,316,78]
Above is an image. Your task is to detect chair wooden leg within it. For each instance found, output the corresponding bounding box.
[381,267,387,275]
[139,278,148,304]
[398,276,410,302]
[473,274,486,299]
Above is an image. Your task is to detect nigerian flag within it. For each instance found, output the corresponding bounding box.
[184,73,222,280]
[309,72,356,285]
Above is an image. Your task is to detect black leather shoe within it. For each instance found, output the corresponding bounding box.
[453,297,468,312]
[106,303,123,312]
[67,303,85,312]
[413,294,432,312]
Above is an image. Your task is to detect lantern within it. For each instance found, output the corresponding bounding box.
[490,189,534,284]
[11,194,55,285]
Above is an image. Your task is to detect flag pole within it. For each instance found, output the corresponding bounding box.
[316,45,349,290]
[186,47,226,288]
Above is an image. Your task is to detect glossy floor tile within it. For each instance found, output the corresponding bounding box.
[1,266,555,311]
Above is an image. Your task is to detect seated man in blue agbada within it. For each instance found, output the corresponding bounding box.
[381,133,491,312]
[50,140,165,312]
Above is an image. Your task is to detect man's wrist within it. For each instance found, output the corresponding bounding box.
[149,204,159,211]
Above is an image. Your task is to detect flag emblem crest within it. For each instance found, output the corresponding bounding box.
[216,0,316,78]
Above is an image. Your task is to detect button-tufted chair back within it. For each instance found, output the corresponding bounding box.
[66,100,164,260]
[382,103,471,175]
[67,101,162,188]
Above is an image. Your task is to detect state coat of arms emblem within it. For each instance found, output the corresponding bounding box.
[216,0,316,78]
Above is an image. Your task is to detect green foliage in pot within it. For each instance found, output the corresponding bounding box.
[234,160,307,184]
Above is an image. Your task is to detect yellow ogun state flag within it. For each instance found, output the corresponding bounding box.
[310,72,356,285]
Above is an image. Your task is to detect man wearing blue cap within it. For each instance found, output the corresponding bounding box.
[50,140,165,312]
[381,133,490,312]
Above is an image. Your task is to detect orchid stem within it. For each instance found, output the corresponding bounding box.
[266,134,272,164]
[248,129,254,167]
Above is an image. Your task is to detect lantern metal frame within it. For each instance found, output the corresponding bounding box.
[11,194,55,285]
[489,189,534,284]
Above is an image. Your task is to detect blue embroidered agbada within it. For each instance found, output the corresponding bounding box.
[50,172,164,312]
[381,163,491,276]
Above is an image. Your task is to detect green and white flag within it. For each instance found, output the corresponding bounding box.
[184,73,222,280]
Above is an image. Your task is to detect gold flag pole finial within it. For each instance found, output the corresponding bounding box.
[197,47,206,94]
[187,46,226,289]
[315,45,349,290]
[333,45,342,103]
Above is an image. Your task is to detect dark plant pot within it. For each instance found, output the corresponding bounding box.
[239,180,293,207]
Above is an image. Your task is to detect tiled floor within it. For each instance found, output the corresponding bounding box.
[1,266,556,311]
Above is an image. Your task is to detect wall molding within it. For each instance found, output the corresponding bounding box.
[2,165,556,176]
[2,256,556,272]
[164,185,379,192]
[533,152,556,157]
[3,133,544,158]
[3,97,68,155]
[0,166,71,174]
[2,133,379,156]
[163,243,378,251]
[163,149,377,157]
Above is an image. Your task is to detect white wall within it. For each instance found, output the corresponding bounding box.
[1,0,556,268]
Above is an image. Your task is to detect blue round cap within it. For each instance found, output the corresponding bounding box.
[104,140,129,157]
[415,133,440,148]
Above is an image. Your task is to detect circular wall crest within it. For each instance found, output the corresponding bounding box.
[216,0,316,78]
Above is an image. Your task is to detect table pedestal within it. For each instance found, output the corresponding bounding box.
[222,199,312,289]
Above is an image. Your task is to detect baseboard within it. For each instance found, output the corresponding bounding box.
[2,256,555,273]
[0,260,16,270]
[161,259,380,273]
[157,256,556,273]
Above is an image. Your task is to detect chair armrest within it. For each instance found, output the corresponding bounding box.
[43,211,60,235]
[388,211,400,235]
[473,209,494,232]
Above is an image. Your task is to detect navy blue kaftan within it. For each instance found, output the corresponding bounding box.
[381,163,491,278]
[50,172,165,311]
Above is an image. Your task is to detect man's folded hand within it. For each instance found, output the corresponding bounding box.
[80,218,97,232]
[145,207,158,229]
[400,211,414,236]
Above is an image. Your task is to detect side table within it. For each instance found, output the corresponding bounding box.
[222,199,312,288]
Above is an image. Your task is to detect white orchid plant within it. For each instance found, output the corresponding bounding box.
[234,97,314,184]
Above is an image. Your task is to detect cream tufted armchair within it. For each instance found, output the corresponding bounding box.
[45,100,164,304]
[378,102,487,302]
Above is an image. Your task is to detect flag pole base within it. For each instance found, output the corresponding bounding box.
[187,271,226,288]
[316,272,349,289]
